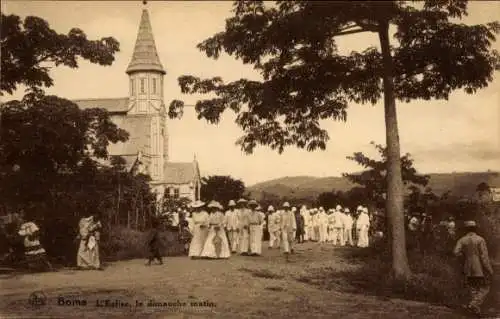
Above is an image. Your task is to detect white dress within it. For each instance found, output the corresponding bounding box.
[188,211,209,257]
[201,211,231,259]
[249,211,264,255]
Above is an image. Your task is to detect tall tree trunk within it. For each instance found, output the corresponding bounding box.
[378,22,411,280]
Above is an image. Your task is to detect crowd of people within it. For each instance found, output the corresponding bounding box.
[0,198,495,316]
[159,198,375,262]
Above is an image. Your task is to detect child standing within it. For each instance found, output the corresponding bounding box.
[145,219,163,266]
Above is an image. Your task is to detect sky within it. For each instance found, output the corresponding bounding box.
[2,1,500,186]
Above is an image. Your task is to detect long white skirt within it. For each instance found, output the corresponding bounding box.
[227,229,239,252]
[249,225,262,255]
[201,226,231,259]
[189,225,209,257]
[77,239,100,268]
[238,227,250,254]
[281,230,294,253]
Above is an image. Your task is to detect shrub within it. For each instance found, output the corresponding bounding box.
[100,226,185,262]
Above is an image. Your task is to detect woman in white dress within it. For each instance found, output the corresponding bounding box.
[188,201,209,259]
[200,201,231,259]
[248,200,264,256]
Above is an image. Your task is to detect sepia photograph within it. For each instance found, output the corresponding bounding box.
[0,0,499,318]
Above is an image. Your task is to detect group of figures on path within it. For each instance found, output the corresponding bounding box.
[170,198,374,261]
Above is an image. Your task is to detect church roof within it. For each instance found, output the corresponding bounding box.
[164,162,199,184]
[126,9,165,75]
[108,116,151,156]
[73,97,129,113]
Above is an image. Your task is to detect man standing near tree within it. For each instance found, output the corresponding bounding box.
[453,220,494,316]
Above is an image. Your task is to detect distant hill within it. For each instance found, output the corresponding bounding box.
[247,171,500,201]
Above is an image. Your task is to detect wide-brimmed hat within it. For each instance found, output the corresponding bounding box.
[282,202,290,208]
[344,208,350,213]
[268,205,275,212]
[237,198,248,204]
[363,207,368,213]
[357,205,363,212]
[248,199,259,207]
[191,200,205,208]
[292,207,297,212]
[336,205,342,211]
[256,205,262,211]
[464,220,477,227]
[207,200,223,210]
[228,200,236,207]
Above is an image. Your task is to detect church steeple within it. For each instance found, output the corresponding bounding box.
[126,8,165,75]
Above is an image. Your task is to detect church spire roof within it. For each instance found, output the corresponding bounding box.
[126,8,166,75]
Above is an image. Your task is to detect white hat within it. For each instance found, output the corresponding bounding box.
[237,198,248,204]
[464,220,477,227]
[363,207,368,213]
[357,205,363,211]
[191,200,205,208]
[292,207,297,212]
[256,205,263,211]
[336,205,342,211]
[268,205,275,212]
[228,200,236,207]
[282,202,290,208]
[344,208,350,213]
[319,206,324,211]
[248,199,259,207]
[207,200,222,209]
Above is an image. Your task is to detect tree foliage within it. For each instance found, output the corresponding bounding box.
[168,1,499,154]
[0,96,154,264]
[343,142,429,208]
[200,175,246,207]
[1,13,120,95]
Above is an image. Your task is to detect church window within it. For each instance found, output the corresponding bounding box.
[140,78,145,94]
[130,79,134,95]
[152,78,157,94]
[174,188,180,199]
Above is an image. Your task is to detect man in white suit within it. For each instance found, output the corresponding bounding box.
[357,207,371,247]
[280,202,296,257]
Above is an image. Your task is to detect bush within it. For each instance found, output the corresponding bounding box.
[101,226,186,262]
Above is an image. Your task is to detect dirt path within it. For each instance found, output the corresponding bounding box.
[0,242,468,319]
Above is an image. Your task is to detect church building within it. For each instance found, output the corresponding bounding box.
[74,8,201,203]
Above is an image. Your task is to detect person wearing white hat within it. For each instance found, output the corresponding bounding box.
[356,206,370,248]
[225,200,239,253]
[280,202,296,257]
[343,208,354,246]
[248,200,264,256]
[267,205,281,249]
[330,206,344,246]
[188,200,209,258]
[201,201,231,259]
[236,198,251,255]
[453,220,493,315]
[317,207,329,243]
[326,209,335,243]
[310,209,320,242]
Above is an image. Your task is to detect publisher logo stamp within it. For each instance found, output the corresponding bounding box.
[29,291,47,308]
